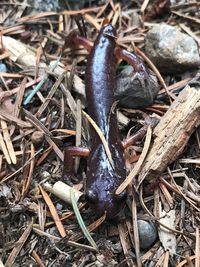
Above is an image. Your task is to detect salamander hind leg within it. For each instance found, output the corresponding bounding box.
[62,146,90,183]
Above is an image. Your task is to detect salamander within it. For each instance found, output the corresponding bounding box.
[84,24,127,218]
[63,23,149,219]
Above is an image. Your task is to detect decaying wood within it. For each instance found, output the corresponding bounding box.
[138,82,200,186]
[43,181,83,204]
[1,2,200,266]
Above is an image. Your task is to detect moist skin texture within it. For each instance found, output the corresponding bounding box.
[85,24,127,219]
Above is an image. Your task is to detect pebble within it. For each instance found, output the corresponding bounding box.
[41,171,51,179]
[0,62,7,72]
[31,131,44,147]
[56,203,63,211]
[0,184,11,197]
[27,0,86,13]
[27,0,60,12]
[116,65,159,108]
[145,24,200,73]
[137,219,158,249]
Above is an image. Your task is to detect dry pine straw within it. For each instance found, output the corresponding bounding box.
[0,1,200,266]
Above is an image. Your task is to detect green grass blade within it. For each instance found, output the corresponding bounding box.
[70,189,98,251]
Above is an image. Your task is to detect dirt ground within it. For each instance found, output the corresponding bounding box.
[0,1,200,266]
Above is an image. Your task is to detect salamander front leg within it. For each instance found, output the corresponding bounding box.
[122,124,149,149]
[114,47,149,86]
[122,118,158,149]
[64,30,93,52]
[63,146,90,182]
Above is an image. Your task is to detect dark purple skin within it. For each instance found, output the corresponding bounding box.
[85,24,127,219]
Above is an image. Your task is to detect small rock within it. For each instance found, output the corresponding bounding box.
[0,184,11,197]
[31,131,44,147]
[0,62,7,72]
[145,24,200,73]
[137,219,157,249]
[116,66,159,108]
[56,203,63,211]
[27,0,60,12]
[41,171,51,179]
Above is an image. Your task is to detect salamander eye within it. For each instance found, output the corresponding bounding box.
[115,190,127,202]
[85,189,98,204]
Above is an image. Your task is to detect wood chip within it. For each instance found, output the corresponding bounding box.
[43,181,83,204]
[0,131,11,164]
[0,119,16,164]
[158,208,176,255]
[138,83,200,184]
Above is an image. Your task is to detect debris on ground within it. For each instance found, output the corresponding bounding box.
[0,0,200,266]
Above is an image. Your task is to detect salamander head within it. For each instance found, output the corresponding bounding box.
[102,24,117,40]
[85,169,127,219]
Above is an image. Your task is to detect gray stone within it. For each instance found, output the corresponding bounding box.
[145,24,200,73]
[27,0,60,12]
[0,62,7,72]
[138,219,158,249]
[0,184,11,197]
[115,65,159,108]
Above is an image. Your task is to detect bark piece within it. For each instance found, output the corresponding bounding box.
[138,82,200,185]
[43,181,83,204]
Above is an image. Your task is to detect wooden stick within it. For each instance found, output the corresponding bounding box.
[138,83,200,187]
